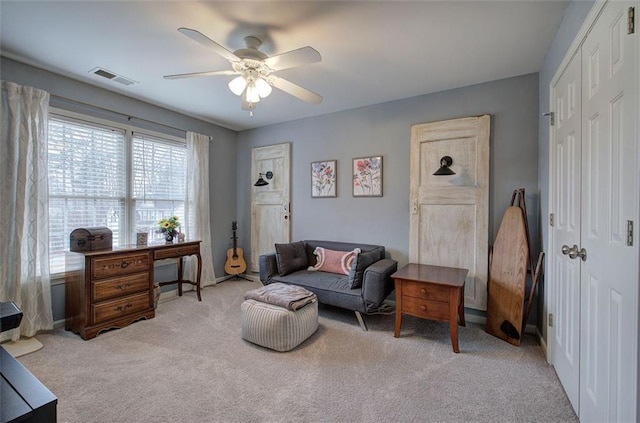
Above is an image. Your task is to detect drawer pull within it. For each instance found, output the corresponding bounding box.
[420,288,427,295]
[115,282,133,290]
[116,304,132,313]
[421,305,427,311]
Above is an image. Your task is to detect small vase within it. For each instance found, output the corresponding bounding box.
[165,233,174,243]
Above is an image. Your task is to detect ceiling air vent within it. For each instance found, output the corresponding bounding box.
[89,67,137,86]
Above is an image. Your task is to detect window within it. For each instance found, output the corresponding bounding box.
[48,113,186,275]
[132,133,187,239]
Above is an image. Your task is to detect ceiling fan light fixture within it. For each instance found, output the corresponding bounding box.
[228,76,247,96]
[255,77,272,98]
[245,81,261,103]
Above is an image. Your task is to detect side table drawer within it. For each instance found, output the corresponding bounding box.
[402,281,449,302]
[91,292,150,324]
[154,244,199,260]
[91,253,150,279]
[92,273,150,302]
[402,296,450,321]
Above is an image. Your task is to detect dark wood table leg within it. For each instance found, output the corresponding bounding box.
[394,279,403,338]
[449,287,460,353]
[177,256,183,297]
[458,285,466,326]
[195,252,202,301]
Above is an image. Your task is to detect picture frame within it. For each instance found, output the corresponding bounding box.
[311,159,337,198]
[352,156,383,197]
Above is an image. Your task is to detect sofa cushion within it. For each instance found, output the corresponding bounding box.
[348,250,379,289]
[308,247,359,275]
[275,241,308,276]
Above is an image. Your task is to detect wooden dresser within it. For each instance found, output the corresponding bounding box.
[65,247,154,340]
[65,241,201,340]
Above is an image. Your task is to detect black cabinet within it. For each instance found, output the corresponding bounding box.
[1,302,57,423]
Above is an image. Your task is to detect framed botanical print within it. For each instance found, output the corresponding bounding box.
[352,156,383,197]
[311,160,337,198]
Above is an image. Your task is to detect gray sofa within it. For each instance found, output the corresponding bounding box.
[259,240,397,330]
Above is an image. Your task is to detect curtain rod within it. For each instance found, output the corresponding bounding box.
[50,94,206,137]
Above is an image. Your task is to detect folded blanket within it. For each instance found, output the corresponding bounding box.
[244,282,317,311]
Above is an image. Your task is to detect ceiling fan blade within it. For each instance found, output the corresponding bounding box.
[177,27,240,62]
[270,76,323,104]
[263,47,321,71]
[163,70,239,80]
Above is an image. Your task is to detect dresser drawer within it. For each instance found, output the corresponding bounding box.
[91,253,150,279]
[91,292,151,324]
[154,243,199,260]
[402,296,450,321]
[92,273,149,302]
[401,281,449,302]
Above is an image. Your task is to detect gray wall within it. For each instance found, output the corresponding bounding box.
[1,57,238,322]
[537,0,595,338]
[237,73,540,315]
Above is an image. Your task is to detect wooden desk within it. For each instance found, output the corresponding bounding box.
[392,263,468,353]
[65,241,202,339]
[155,241,203,301]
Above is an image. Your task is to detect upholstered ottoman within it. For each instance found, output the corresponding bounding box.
[241,299,318,352]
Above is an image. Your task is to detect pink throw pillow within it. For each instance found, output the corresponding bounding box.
[308,247,360,275]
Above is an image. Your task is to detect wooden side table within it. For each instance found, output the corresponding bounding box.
[392,263,468,353]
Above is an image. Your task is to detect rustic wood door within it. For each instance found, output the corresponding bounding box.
[250,143,291,272]
[409,115,490,310]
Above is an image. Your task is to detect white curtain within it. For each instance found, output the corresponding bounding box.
[0,81,53,341]
[184,132,216,287]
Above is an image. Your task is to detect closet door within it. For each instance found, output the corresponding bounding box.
[550,2,638,421]
[550,49,582,412]
[579,2,637,421]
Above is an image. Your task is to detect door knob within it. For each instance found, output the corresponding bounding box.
[561,244,579,259]
[561,244,585,260]
[577,247,587,262]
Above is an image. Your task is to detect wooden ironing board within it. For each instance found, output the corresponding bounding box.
[485,206,529,346]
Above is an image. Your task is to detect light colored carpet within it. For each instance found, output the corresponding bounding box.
[18,280,577,423]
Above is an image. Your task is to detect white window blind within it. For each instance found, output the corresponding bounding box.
[132,133,187,241]
[47,113,188,275]
[48,116,126,273]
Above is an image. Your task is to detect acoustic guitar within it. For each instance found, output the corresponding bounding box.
[224,221,247,275]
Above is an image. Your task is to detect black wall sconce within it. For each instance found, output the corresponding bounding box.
[254,171,273,186]
[433,156,456,176]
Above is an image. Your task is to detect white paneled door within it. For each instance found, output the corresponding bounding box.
[550,2,638,421]
[550,49,582,411]
[250,143,291,272]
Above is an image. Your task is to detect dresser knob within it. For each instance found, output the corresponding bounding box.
[420,288,426,295]
[421,305,426,311]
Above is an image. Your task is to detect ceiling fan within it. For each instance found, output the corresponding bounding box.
[164,28,323,113]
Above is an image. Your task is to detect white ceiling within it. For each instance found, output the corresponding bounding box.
[0,1,568,131]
